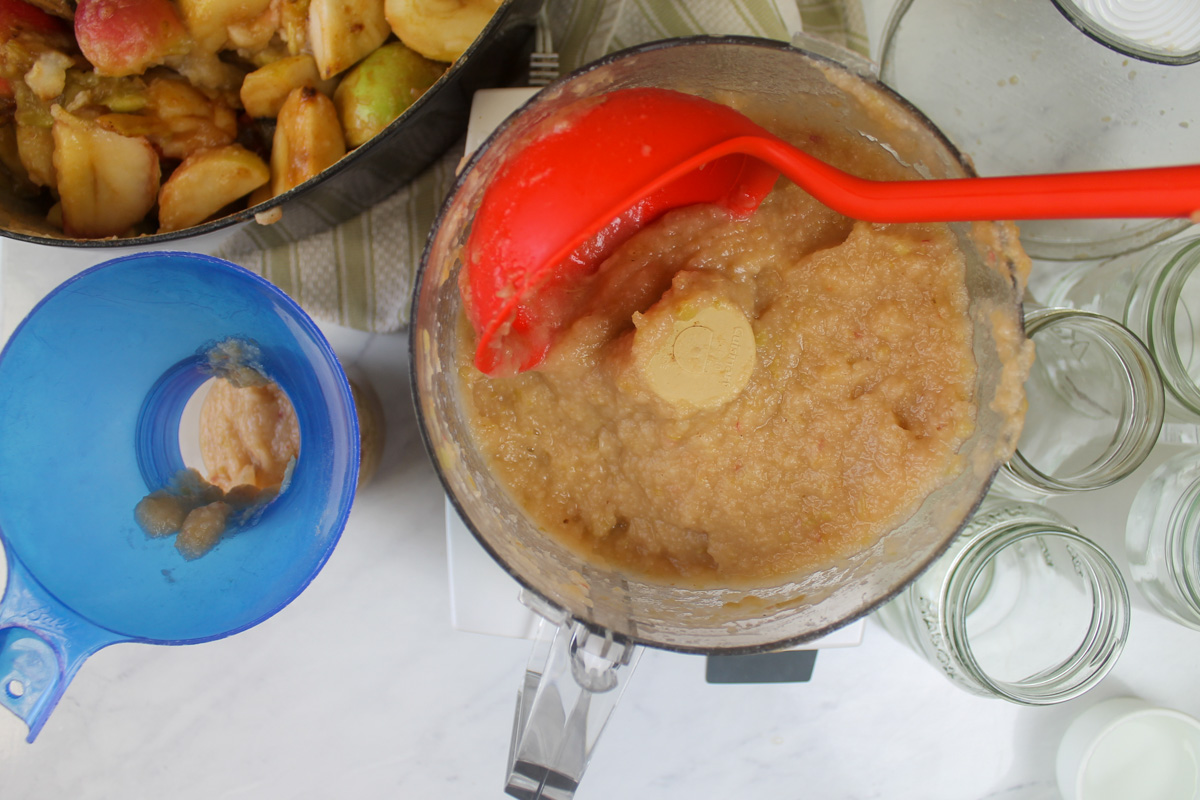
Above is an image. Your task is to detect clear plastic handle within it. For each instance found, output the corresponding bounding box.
[506,592,642,800]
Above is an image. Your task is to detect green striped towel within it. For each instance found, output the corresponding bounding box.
[217,0,867,333]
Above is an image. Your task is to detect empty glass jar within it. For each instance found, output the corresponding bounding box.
[879,0,1200,260]
[1040,235,1200,427]
[874,497,1130,704]
[992,306,1163,498]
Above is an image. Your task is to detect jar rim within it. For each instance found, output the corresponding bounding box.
[942,523,1130,705]
[1003,307,1164,494]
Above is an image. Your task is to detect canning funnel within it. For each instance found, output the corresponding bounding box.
[0,252,359,740]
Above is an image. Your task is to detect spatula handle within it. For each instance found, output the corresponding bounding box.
[748,136,1200,223]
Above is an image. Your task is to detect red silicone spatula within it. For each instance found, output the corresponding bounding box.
[462,87,1200,376]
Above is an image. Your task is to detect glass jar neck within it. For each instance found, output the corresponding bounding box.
[940,514,1129,705]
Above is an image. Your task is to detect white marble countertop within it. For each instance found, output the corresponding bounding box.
[2,236,1200,800]
[3,2,1200,794]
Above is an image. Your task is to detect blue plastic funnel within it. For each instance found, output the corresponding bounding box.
[0,251,359,741]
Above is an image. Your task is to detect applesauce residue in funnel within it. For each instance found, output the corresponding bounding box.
[134,338,300,560]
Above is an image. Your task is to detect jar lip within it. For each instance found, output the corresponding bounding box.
[1050,0,1200,65]
[1003,308,1164,494]
[942,524,1130,705]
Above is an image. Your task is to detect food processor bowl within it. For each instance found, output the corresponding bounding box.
[413,34,1029,654]
[410,34,1031,797]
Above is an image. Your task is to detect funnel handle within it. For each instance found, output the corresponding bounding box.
[506,592,642,800]
[0,556,126,741]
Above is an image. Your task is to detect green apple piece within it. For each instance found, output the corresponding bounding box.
[332,41,443,147]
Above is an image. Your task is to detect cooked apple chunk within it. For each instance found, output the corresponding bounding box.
[51,104,159,237]
[240,53,321,118]
[270,85,344,195]
[176,0,273,53]
[16,119,55,189]
[308,0,390,79]
[158,143,269,232]
[385,0,499,63]
[23,49,74,100]
[96,75,237,161]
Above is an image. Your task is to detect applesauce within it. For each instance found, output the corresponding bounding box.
[134,339,301,560]
[199,378,301,493]
[459,101,982,584]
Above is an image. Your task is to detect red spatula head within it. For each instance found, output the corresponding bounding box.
[461,88,780,377]
[461,85,1200,377]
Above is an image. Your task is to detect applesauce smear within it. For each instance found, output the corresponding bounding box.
[459,101,982,586]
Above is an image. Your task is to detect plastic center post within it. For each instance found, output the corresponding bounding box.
[634,294,755,410]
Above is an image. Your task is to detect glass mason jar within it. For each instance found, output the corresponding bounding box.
[874,497,1130,704]
[879,0,1200,261]
[1040,235,1200,427]
[1050,0,1200,65]
[992,306,1164,498]
[1126,448,1200,630]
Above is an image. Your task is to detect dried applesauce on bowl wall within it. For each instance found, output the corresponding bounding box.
[0,0,509,240]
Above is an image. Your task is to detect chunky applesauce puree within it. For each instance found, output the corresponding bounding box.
[460,117,983,585]
[135,339,299,560]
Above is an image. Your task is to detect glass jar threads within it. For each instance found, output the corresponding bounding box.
[874,497,1130,704]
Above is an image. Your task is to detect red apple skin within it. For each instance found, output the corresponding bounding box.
[0,0,70,44]
[0,0,73,99]
[74,0,191,77]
